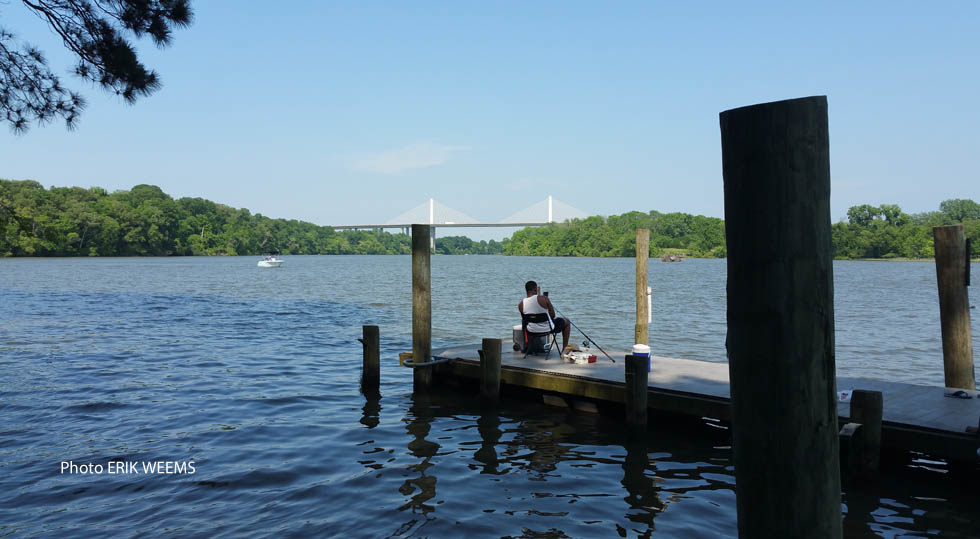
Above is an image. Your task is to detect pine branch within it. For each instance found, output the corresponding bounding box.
[1,0,192,132]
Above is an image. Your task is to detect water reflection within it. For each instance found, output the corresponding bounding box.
[474,411,503,474]
[501,418,580,478]
[346,385,979,537]
[843,485,881,538]
[622,436,664,535]
[398,394,440,514]
[359,388,381,429]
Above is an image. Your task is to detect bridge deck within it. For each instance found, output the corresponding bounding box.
[331,222,550,230]
[432,344,980,462]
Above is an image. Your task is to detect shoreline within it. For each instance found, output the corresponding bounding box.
[4,252,979,262]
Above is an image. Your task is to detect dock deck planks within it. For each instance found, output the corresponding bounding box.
[433,345,980,462]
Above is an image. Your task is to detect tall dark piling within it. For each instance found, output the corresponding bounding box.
[479,338,502,404]
[412,224,432,391]
[635,228,650,346]
[933,225,975,390]
[625,354,648,428]
[721,96,841,538]
[360,325,380,392]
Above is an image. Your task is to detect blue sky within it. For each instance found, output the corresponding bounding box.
[1,1,977,240]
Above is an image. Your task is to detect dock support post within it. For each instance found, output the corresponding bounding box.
[360,325,380,393]
[721,96,841,538]
[847,389,882,478]
[625,354,648,428]
[412,224,432,391]
[479,338,502,404]
[635,228,650,346]
[933,225,975,390]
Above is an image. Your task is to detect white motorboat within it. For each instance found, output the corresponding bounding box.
[257,255,283,268]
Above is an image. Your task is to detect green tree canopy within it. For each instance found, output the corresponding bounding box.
[939,199,980,222]
[833,200,980,259]
[502,210,727,258]
[0,180,504,257]
[3,180,977,260]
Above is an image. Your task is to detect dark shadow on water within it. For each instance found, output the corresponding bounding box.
[360,388,381,429]
[842,454,980,537]
[397,393,440,516]
[621,434,664,537]
[842,483,883,538]
[347,381,980,538]
[474,410,502,474]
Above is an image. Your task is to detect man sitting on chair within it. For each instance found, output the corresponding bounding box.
[518,280,571,356]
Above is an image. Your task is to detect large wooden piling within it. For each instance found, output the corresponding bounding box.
[479,338,502,403]
[624,354,648,428]
[635,228,650,346]
[933,225,975,390]
[360,325,380,392]
[721,96,841,538]
[412,224,433,391]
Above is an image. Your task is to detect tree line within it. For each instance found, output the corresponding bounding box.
[2,180,977,259]
[831,200,980,259]
[505,199,980,259]
[503,211,726,257]
[0,180,502,256]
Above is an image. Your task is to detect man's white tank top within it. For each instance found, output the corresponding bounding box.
[522,295,554,333]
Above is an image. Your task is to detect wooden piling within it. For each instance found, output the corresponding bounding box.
[360,325,380,392]
[635,228,650,346]
[721,96,841,538]
[933,225,975,390]
[624,354,648,428]
[479,338,502,403]
[850,389,883,477]
[412,224,432,391]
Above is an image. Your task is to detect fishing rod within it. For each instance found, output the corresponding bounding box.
[549,300,616,364]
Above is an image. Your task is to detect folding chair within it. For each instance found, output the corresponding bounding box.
[521,312,557,359]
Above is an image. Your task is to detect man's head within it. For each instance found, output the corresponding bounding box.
[525,280,538,295]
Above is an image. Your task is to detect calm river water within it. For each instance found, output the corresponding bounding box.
[1,256,978,537]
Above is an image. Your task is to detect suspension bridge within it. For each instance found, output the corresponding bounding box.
[330,196,588,234]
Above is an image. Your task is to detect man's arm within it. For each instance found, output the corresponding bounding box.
[539,296,556,319]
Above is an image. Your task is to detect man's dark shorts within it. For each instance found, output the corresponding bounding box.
[550,317,566,334]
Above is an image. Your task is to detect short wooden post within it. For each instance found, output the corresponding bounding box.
[933,225,975,390]
[412,224,432,391]
[360,325,380,392]
[838,422,864,480]
[850,389,883,478]
[479,338,502,403]
[721,96,841,538]
[625,355,648,427]
[635,228,650,346]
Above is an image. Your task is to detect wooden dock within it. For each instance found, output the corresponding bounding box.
[432,344,980,463]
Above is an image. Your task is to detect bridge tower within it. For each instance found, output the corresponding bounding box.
[429,198,435,250]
